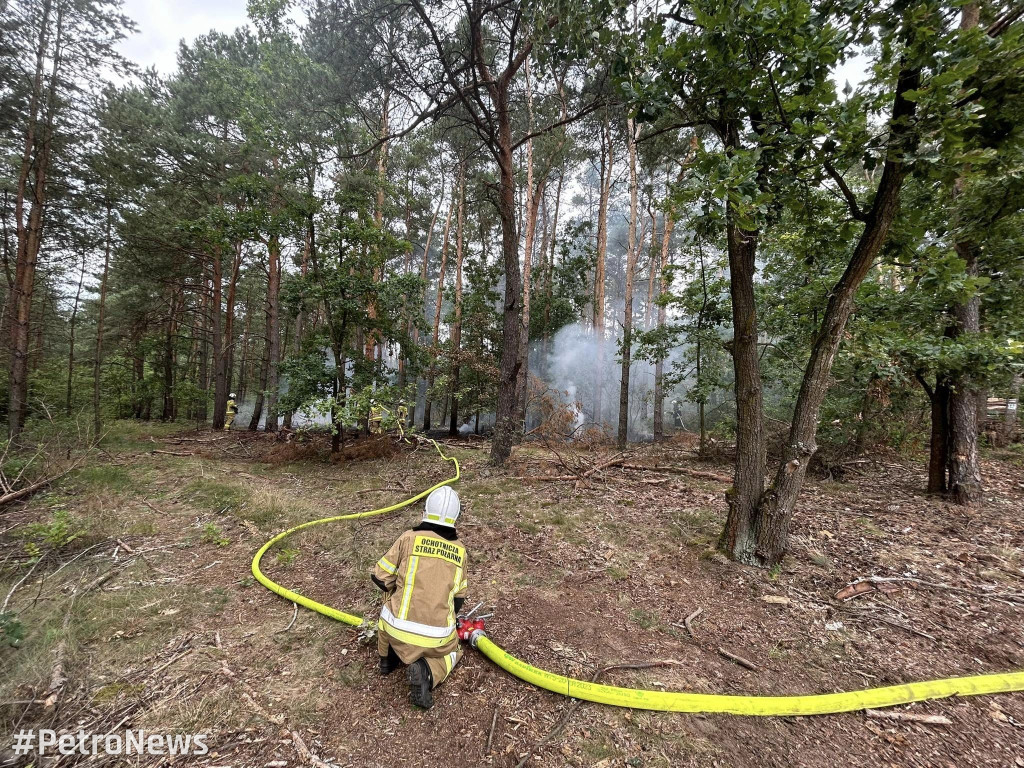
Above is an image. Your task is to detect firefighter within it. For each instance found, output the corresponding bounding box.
[371,485,467,709]
[225,393,239,429]
[368,400,386,435]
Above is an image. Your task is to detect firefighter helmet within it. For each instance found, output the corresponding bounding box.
[423,486,460,527]
[229,393,236,399]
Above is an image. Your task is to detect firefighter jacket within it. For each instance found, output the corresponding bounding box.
[371,523,468,649]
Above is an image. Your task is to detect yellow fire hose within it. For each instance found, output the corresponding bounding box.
[252,439,1024,716]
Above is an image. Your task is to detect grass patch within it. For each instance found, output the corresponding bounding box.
[669,506,720,547]
[629,607,659,630]
[74,465,137,494]
[581,735,620,763]
[92,682,146,705]
[100,420,185,453]
[183,477,248,514]
[607,565,628,582]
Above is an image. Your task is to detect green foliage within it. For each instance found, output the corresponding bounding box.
[275,547,299,566]
[0,612,25,648]
[201,523,230,547]
[21,510,84,558]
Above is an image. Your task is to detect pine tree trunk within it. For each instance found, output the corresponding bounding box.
[540,169,563,377]
[640,209,657,426]
[424,198,454,432]
[488,96,523,466]
[161,287,180,421]
[592,118,613,429]
[249,344,269,432]
[264,235,282,432]
[948,237,983,503]
[8,0,60,438]
[653,162,684,441]
[93,204,111,435]
[65,253,86,414]
[197,271,210,424]
[923,376,950,493]
[616,119,640,450]
[411,184,446,428]
[448,169,466,436]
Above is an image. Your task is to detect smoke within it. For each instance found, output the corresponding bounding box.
[525,320,685,441]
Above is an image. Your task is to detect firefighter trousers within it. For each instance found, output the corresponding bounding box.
[378,625,462,688]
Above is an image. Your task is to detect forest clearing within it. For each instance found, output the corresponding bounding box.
[3,0,1024,764]
[1,424,1023,767]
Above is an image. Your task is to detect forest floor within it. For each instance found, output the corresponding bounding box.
[1,422,1023,768]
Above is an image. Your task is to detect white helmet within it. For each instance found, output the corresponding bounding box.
[229,393,236,399]
[423,486,460,528]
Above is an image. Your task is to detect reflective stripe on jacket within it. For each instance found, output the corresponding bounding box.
[372,529,468,648]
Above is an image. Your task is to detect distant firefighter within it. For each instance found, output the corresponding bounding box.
[225,393,238,429]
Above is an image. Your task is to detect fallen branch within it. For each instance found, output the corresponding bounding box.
[844,576,1024,606]
[526,454,627,483]
[43,605,75,708]
[865,709,951,726]
[717,647,758,671]
[620,463,732,484]
[290,728,337,768]
[684,607,703,637]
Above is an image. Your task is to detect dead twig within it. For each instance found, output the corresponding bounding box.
[717,647,758,671]
[847,613,937,642]
[275,602,299,635]
[865,709,951,726]
[484,705,499,756]
[2,555,45,613]
[140,499,164,514]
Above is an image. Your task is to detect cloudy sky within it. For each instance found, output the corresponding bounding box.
[117,0,252,74]
[116,0,868,87]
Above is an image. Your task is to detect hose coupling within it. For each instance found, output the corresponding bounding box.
[469,628,487,648]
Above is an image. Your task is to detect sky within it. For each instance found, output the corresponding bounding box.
[117,0,869,90]
[117,0,252,74]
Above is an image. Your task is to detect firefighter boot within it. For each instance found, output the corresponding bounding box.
[407,659,433,709]
[379,645,400,676]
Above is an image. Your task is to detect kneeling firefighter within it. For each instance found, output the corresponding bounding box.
[371,485,467,708]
